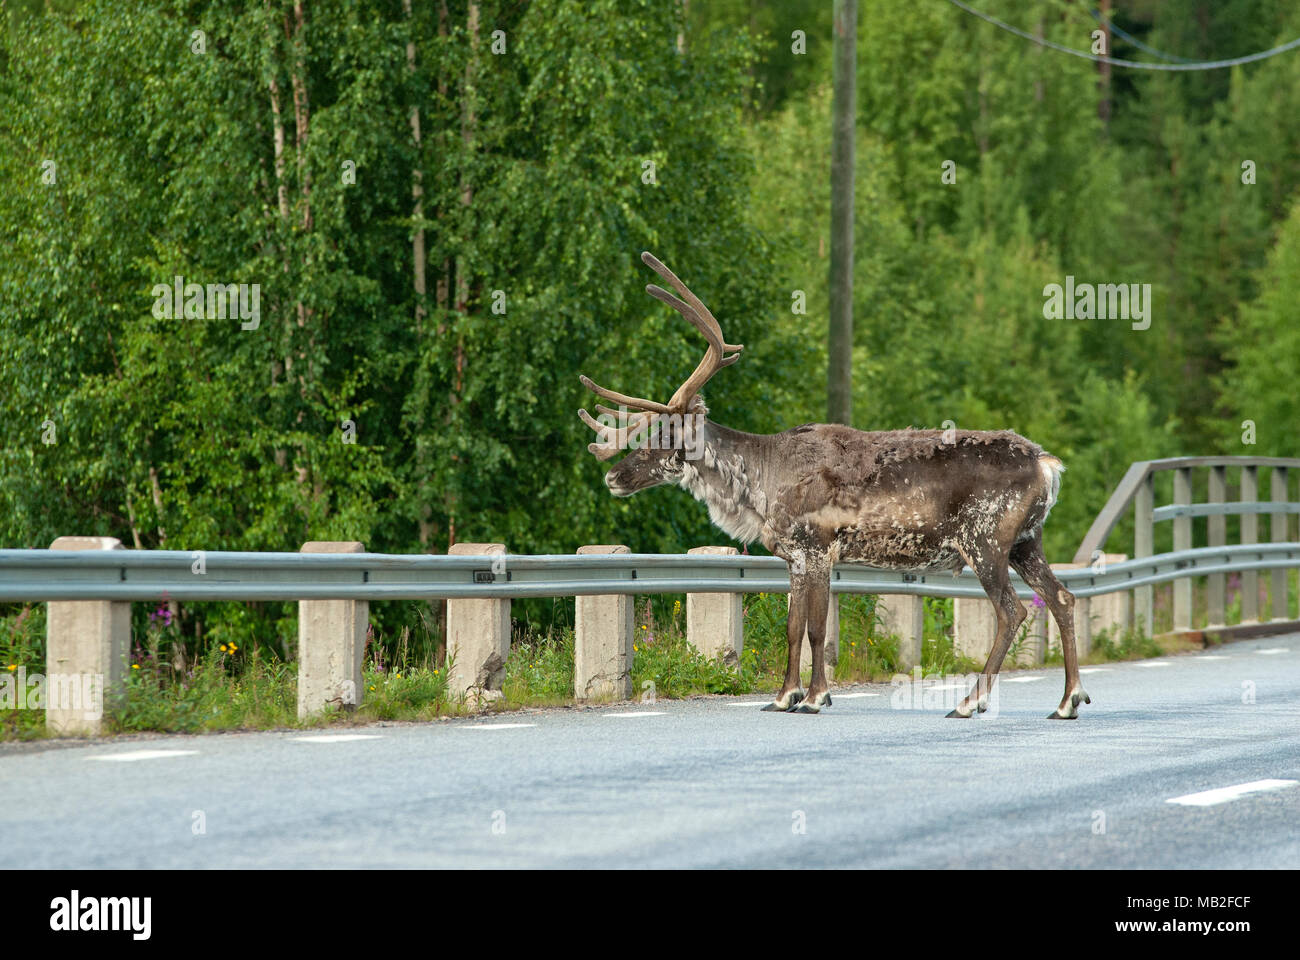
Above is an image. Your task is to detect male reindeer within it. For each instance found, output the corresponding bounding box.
[579,252,1089,719]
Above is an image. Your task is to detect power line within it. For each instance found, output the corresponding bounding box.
[1088,9,1198,64]
[945,0,1300,71]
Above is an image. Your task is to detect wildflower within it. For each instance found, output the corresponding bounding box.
[1031,594,1046,609]
[5,664,15,672]
[131,664,140,670]
[396,673,403,680]
[219,643,229,653]
[369,685,375,691]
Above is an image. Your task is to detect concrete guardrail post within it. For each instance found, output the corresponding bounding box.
[685,546,743,665]
[574,545,634,701]
[45,536,131,736]
[954,593,997,663]
[875,594,923,671]
[298,541,368,719]
[1083,554,1130,648]
[792,592,839,671]
[446,542,510,703]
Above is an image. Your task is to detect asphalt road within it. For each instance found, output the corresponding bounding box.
[3,635,1298,868]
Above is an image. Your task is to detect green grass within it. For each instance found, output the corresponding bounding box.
[0,582,1241,740]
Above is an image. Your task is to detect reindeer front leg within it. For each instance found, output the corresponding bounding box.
[762,550,833,713]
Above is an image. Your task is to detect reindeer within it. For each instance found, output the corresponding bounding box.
[579,252,1090,719]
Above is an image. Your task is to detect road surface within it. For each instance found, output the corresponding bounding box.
[3,635,1297,868]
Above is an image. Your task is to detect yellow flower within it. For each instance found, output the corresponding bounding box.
[396,673,403,679]
[219,643,228,653]
[229,643,239,652]
[369,685,375,691]
[5,664,15,672]
[131,664,140,670]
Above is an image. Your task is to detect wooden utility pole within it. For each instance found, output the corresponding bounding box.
[827,0,856,425]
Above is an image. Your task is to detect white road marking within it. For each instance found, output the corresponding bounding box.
[290,734,383,743]
[1002,676,1044,683]
[1166,779,1298,807]
[604,711,665,717]
[464,723,536,729]
[832,692,880,699]
[1196,655,1229,661]
[1257,647,1289,655]
[1136,661,1171,667]
[1080,667,1111,674]
[727,700,777,707]
[89,750,198,762]
[922,683,966,691]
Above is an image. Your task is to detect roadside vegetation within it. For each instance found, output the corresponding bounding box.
[6,586,1256,741]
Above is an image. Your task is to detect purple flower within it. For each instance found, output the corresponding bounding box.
[1031,594,1046,609]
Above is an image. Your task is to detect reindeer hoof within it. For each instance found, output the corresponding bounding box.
[791,692,831,714]
[1047,689,1090,720]
[761,689,806,712]
[945,707,973,719]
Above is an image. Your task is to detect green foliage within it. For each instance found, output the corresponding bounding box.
[1,0,1298,685]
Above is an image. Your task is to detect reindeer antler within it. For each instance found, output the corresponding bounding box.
[578,252,743,458]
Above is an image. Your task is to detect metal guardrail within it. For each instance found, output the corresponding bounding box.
[2,543,1297,602]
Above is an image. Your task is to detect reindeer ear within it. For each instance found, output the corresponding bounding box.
[687,395,709,417]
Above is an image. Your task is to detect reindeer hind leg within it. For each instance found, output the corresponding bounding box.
[948,544,1026,718]
[1010,533,1090,719]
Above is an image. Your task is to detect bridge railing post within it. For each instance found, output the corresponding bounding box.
[1207,466,1227,626]
[1270,467,1289,621]
[574,544,634,701]
[45,536,131,736]
[446,542,511,704]
[1172,467,1193,630]
[297,541,368,719]
[1241,466,1259,623]
[1134,473,1155,637]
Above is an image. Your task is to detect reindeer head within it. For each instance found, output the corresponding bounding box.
[579,252,743,497]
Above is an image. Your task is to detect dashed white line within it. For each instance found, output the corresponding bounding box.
[1257,647,1289,655]
[89,750,198,762]
[1080,667,1111,674]
[604,711,665,718]
[1166,779,1298,807]
[1002,676,1044,683]
[727,700,775,707]
[1136,661,1171,668]
[831,692,880,699]
[1196,655,1230,661]
[290,734,383,743]
[463,723,536,730]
